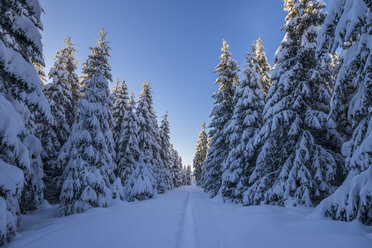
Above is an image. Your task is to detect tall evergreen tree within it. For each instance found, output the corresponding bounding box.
[57,32,117,216]
[315,0,372,225]
[169,145,176,186]
[81,29,112,88]
[202,40,239,197]
[175,154,184,187]
[193,122,208,185]
[180,166,187,186]
[221,44,265,204]
[112,79,129,153]
[111,79,120,98]
[170,145,183,188]
[247,0,343,207]
[41,37,79,203]
[62,37,80,110]
[116,94,141,201]
[255,38,271,95]
[0,99,27,245]
[136,82,165,197]
[159,112,173,189]
[185,165,192,185]
[0,0,52,243]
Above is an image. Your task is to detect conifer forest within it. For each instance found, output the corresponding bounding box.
[0,0,371,247]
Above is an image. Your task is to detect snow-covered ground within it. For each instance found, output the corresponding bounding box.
[6,186,372,248]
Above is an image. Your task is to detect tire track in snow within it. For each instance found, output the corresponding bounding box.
[177,191,198,248]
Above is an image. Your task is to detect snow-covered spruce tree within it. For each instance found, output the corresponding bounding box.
[81,29,112,89]
[136,82,166,197]
[255,38,271,95]
[176,155,184,187]
[41,37,80,203]
[0,98,26,246]
[181,166,187,186]
[315,0,372,225]
[221,45,265,204]
[112,79,129,153]
[0,0,52,243]
[111,79,120,98]
[192,122,208,185]
[159,112,173,189]
[246,0,344,207]
[170,145,183,188]
[126,153,156,201]
[202,40,239,197]
[0,0,53,215]
[61,36,80,111]
[185,165,192,185]
[108,79,119,131]
[116,93,141,201]
[58,70,119,216]
[169,144,176,186]
[57,73,118,215]
[57,32,118,216]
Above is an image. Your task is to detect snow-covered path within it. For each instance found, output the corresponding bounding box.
[7,186,372,248]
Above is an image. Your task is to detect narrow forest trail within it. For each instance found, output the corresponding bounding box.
[177,191,198,248]
[6,186,372,248]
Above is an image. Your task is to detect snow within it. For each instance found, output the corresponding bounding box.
[0,96,25,146]
[317,0,368,54]
[12,11,42,53]
[0,197,7,237]
[0,158,23,245]
[313,166,372,224]
[0,40,51,120]
[0,95,30,170]
[0,160,24,195]
[6,186,372,248]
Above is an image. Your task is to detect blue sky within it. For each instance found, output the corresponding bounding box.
[40,0,331,165]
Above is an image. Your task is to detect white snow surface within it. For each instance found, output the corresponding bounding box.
[6,186,372,248]
[0,159,24,195]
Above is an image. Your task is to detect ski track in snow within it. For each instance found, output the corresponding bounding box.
[191,189,232,248]
[177,191,198,248]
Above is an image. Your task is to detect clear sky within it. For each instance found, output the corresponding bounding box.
[40,0,331,165]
